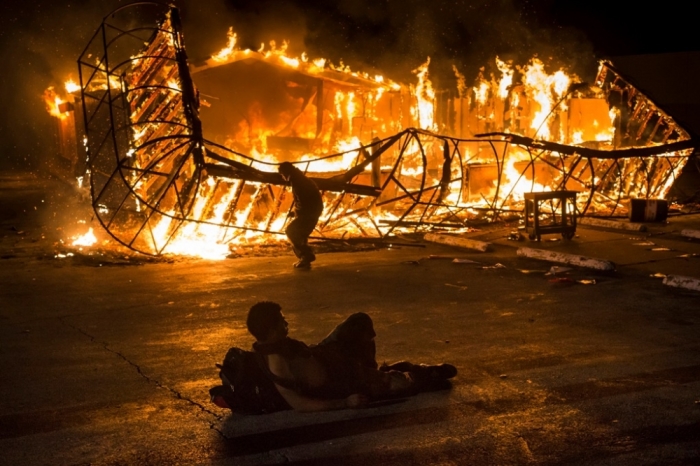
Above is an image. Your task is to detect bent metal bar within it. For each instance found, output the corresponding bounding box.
[65,3,696,257]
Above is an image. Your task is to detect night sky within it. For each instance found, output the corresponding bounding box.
[0,0,697,171]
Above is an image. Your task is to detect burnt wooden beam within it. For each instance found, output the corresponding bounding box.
[170,7,205,166]
[325,131,406,183]
[203,162,381,197]
[201,132,406,197]
[316,80,323,138]
[378,220,466,228]
[438,139,452,202]
[475,132,696,159]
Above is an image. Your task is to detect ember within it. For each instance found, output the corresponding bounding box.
[45,3,695,258]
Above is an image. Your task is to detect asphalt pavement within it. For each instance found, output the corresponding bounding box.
[467,211,700,283]
[1,171,699,466]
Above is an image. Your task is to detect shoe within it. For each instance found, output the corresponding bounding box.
[381,362,457,380]
[411,363,457,380]
[294,259,311,268]
[426,363,457,379]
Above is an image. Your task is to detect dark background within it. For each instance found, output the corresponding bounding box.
[0,0,697,172]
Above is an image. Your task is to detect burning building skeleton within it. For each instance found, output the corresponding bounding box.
[47,3,696,258]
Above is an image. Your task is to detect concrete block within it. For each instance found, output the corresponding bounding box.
[680,229,700,240]
[424,233,491,252]
[516,247,615,271]
[662,275,700,291]
[579,217,647,232]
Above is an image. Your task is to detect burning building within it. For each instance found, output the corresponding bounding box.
[48,2,696,258]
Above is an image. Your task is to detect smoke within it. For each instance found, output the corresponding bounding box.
[0,0,125,171]
[220,0,598,87]
[180,0,310,65]
[0,0,598,172]
[155,0,599,85]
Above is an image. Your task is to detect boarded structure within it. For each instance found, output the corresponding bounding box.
[64,4,696,256]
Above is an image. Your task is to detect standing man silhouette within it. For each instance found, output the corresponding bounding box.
[278,162,323,268]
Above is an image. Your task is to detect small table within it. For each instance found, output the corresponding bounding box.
[524,191,578,241]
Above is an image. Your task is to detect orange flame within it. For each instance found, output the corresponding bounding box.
[57,17,677,260]
[522,58,570,140]
[65,79,80,94]
[43,87,66,119]
[412,58,436,130]
[72,228,98,247]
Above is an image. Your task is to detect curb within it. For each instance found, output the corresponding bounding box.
[662,275,700,291]
[680,229,700,240]
[579,217,647,232]
[516,247,616,271]
[424,233,491,252]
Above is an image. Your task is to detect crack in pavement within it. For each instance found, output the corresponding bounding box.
[58,316,227,438]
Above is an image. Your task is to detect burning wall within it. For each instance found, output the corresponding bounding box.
[48,3,696,258]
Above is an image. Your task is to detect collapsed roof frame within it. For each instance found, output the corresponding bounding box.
[77,2,696,256]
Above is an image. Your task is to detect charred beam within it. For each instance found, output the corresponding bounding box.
[203,163,381,197]
[170,7,205,166]
[476,132,696,159]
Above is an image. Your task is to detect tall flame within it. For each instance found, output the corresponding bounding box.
[452,65,467,98]
[522,58,570,140]
[495,57,513,99]
[211,27,238,62]
[412,58,436,130]
[55,17,682,260]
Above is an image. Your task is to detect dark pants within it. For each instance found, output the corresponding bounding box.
[316,312,378,369]
[312,313,412,399]
[285,215,318,261]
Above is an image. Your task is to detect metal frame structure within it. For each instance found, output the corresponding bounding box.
[78,3,696,256]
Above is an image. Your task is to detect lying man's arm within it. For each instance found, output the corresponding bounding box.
[274,385,367,412]
[265,352,367,412]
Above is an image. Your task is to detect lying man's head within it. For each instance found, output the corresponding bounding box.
[247,301,287,342]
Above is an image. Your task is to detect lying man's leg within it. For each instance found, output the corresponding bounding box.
[380,360,457,392]
[355,365,415,399]
[317,312,377,369]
